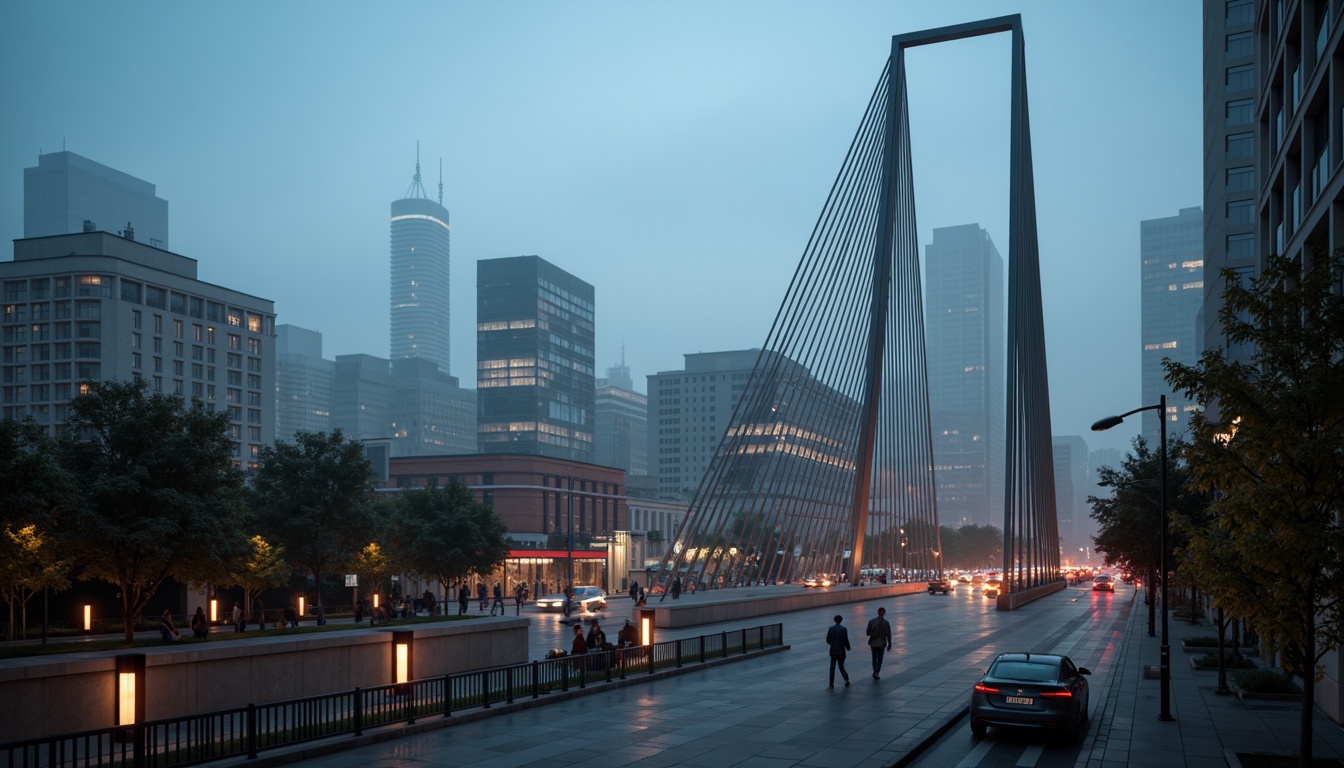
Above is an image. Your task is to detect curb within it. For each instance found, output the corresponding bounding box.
[890,706,968,768]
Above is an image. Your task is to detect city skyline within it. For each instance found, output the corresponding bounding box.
[0,1,1203,456]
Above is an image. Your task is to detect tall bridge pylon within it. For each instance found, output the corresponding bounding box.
[652,15,1061,605]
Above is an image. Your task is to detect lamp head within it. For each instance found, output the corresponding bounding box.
[1091,415,1124,432]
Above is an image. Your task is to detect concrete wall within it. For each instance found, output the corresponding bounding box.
[643,583,928,629]
[0,619,527,742]
[995,580,1067,610]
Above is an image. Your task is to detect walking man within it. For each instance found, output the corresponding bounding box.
[866,606,893,679]
[825,614,851,688]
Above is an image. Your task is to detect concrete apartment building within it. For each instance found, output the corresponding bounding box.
[2,232,275,467]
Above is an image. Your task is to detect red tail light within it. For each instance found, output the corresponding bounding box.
[1039,688,1072,698]
[974,683,1000,694]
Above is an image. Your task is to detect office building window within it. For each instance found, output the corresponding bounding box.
[1227,233,1254,260]
[1226,64,1254,92]
[1227,199,1253,226]
[1226,31,1252,58]
[1226,166,1254,192]
[1226,132,1253,160]
[1226,98,1253,125]
[1226,0,1252,26]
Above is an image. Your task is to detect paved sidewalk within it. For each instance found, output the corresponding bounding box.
[1075,591,1344,767]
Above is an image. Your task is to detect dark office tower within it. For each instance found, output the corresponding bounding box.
[477,255,595,461]
[389,151,451,373]
[1140,207,1203,444]
[923,224,1006,530]
[24,151,169,249]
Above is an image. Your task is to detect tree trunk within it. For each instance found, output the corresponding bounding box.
[1216,606,1228,694]
[1300,616,1315,768]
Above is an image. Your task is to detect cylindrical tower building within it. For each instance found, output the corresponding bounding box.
[390,161,451,373]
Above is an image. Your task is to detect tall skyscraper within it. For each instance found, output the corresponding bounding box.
[275,324,334,441]
[389,151,451,373]
[24,151,169,249]
[390,357,477,456]
[1052,435,1089,556]
[331,353,392,442]
[923,224,1006,530]
[477,255,595,461]
[1140,207,1203,444]
[595,357,647,475]
[1,232,275,467]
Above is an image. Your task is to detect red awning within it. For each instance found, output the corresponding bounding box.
[508,550,607,559]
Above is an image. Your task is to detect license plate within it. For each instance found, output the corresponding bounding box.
[1005,696,1033,705]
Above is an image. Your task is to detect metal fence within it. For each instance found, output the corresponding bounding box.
[1,623,783,768]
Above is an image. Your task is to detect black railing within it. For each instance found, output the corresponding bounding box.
[1,623,782,768]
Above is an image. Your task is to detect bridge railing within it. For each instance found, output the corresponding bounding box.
[0,623,783,768]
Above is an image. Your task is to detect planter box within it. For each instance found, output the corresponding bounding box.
[1231,683,1302,709]
[1180,639,1220,654]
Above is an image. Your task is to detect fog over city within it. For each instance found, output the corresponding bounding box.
[0,1,1201,456]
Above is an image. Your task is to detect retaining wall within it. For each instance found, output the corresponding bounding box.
[641,582,928,628]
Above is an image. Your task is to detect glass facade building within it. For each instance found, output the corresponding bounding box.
[477,255,595,461]
[24,151,169,250]
[1140,207,1203,443]
[390,192,451,374]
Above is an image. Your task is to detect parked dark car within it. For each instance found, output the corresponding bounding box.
[969,652,1091,739]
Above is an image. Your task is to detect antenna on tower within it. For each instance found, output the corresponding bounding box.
[438,158,443,205]
[404,141,430,200]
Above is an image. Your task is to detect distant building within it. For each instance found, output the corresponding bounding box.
[24,151,170,250]
[595,358,647,475]
[275,324,333,441]
[389,154,452,374]
[1052,435,1089,556]
[646,349,761,500]
[390,357,476,456]
[923,224,1006,530]
[1,232,274,467]
[1140,207,1203,444]
[477,255,595,461]
[331,353,393,443]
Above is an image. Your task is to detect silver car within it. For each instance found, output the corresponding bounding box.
[535,586,607,613]
[969,653,1091,739]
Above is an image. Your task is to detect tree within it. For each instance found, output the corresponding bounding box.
[0,418,76,639]
[218,535,290,626]
[351,542,393,601]
[385,481,510,592]
[57,380,251,642]
[1165,249,1344,767]
[252,430,376,609]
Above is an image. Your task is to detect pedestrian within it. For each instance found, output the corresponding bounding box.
[354,601,364,623]
[865,607,893,679]
[514,583,525,615]
[570,622,588,673]
[618,619,638,648]
[477,582,488,611]
[232,601,245,632]
[159,608,181,643]
[586,619,607,651]
[458,583,469,615]
[190,606,208,640]
[671,576,682,600]
[283,605,299,627]
[638,584,646,604]
[491,582,504,616]
[825,614,851,688]
[424,589,436,616]
[629,580,639,602]
[562,585,574,617]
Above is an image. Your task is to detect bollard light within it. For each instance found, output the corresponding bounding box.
[639,608,656,646]
[298,596,305,618]
[373,593,380,609]
[115,654,146,727]
[392,630,414,685]
[210,599,218,623]
[83,604,92,633]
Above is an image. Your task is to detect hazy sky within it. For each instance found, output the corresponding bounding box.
[0,1,1202,457]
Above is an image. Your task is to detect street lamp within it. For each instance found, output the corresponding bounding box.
[1092,393,1172,722]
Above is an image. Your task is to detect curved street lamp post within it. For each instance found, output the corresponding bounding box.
[1091,393,1172,722]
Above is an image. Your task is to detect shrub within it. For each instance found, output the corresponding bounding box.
[1182,636,1219,647]
[1194,653,1255,669]
[1233,668,1302,695]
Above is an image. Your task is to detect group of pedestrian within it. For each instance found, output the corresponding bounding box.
[824,606,893,688]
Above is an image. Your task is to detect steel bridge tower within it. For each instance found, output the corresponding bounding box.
[652,15,1063,607]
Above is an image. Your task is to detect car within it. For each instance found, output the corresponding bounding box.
[958,573,973,583]
[927,577,952,594]
[1092,574,1114,592]
[534,586,607,613]
[969,652,1091,739]
[983,579,1002,598]
[971,573,986,586]
[802,576,833,589]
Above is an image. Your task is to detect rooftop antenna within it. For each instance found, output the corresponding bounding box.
[404,141,430,200]
[438,158,443,205]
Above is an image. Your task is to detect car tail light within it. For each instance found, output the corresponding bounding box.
[1039,688,1072,698]
[973,683,1000,694]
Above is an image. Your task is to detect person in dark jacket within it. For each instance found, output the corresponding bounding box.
[865,606,893,679]
[190,607,208,640]
[458,584,470,615]
[825,614,851,688]
[570,622,588,673]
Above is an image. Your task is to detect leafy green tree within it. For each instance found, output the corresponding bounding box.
[218,535,290,626]
[351,541,393,600]
[57,380,250,642]
[1165,250,1344,767]
[385,481,509,592]
[940,524,1002,571]
[252,430,376,609]
[0,418,77,639]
